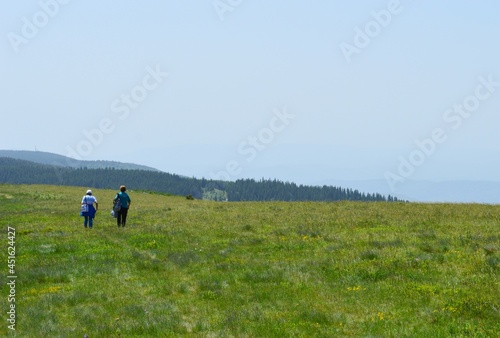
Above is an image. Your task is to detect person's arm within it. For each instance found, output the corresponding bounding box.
[95,202,98,211]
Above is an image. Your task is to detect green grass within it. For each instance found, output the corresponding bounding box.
[0,184,499,337]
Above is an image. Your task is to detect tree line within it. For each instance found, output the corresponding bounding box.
[0,157,404,202]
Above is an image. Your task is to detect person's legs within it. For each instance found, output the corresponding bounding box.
[84,216,89,228]
[117,210,122,227]
[89,217,93,228]
[121,208,128,226]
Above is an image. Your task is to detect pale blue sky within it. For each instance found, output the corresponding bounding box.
[1,1,500,193]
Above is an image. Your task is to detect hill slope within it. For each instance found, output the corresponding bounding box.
[0,150,159,171]
[0,157,400,202]
[0,184,498,336]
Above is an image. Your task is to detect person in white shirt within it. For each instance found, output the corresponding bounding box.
[81,189,98,229]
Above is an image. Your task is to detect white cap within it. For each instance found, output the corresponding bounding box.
[86,190,92,195]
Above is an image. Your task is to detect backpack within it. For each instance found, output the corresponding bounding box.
[81,196,89,214]
[113,193,121,212]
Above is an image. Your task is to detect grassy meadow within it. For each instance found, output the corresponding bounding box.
[0,184,499,337]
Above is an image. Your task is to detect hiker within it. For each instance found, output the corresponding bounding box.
[114,185,131,227]
[81,189,98,229]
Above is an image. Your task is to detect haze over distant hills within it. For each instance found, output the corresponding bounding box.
[2,149,499,203]
[309,179,500,204]
[0,155,396,202]
[0,150,159,172]
[220,162,500,204]
[124,144,500,204]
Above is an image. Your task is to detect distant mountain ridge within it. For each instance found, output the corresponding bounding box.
[0,156,400,202]
[0,150,159,172]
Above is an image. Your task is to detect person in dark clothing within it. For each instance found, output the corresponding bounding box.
[115,185,131,227]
